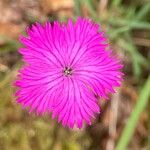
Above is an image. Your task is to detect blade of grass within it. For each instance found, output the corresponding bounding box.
[74,0,82,16]
[108,26,130,39]
[130,21,150,30]
[112,0,122,7]
[108,18,150,30]
[84,0,100,22]
[121,42,141,76]
[135,3,150,20]
[119,37,148,76]
[126,7,136,19]
[116,76,150,150]
[124,33,149,67]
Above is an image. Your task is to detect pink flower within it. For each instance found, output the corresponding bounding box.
[15,18,123,128]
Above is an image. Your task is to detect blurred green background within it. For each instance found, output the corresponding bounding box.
[0,0,150,150]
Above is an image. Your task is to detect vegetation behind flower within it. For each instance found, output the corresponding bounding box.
[0,0,150,149]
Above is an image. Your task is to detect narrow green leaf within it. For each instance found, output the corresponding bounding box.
[74,0,82,16]
[118,37,148,76]
[108,18,150,30]
[129,21,150,30]
[116,76,150,150]
[108,26,130,39]
[84,0,100,21]
[112,0,122,7]
[135,3,150,20]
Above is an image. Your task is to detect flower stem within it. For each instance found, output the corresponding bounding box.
[116,76,150,150]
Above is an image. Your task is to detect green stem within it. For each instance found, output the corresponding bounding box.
[116,76,150,150]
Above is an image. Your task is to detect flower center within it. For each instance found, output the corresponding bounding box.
[63,67,72,76]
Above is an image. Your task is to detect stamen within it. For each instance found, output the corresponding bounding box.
[63,67,72,76]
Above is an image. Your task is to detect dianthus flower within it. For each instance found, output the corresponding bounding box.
[15,18,123,128]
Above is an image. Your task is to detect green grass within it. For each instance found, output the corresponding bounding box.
[116,76,150,150]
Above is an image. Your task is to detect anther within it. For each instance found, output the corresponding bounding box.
[63,67,72,76]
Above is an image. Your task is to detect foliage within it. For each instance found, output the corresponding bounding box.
[0,0,150,149]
